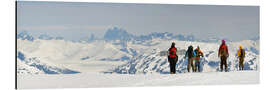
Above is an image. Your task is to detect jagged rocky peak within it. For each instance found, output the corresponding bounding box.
[104,27,133,41]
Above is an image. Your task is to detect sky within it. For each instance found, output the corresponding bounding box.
[17,1,259,41]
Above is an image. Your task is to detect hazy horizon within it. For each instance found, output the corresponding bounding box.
[17,1,259,41]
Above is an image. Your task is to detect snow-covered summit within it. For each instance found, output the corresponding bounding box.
[17,31,65,41]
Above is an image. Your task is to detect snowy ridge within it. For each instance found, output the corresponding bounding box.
[112,40,259,74]
[17,28,259,43]
[17,39,132,74]
[17,51,80,74]
[17,31,35,41]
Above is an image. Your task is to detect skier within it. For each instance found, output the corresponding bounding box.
[185,45,195,72]
[193,46,204,72]
[237,45,245,70]
[168,42,178,74]
[218,40,229,72]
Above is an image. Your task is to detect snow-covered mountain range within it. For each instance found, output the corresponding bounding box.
[17,27,234,43]
[103,27,219,42]
[17,27,259,74]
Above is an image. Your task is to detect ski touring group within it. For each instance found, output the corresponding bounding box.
[167,40,246,74]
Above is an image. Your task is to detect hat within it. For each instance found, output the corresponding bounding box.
[222,40,226,44]
[172,42,175,45]
[239,45,243,49]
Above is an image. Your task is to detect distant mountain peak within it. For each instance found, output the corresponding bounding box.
[103,27,201,42]
[104,27,134,41]
[17,31,35,41]
[38,34,54,40]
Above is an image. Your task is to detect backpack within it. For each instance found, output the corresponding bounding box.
[194,49,201,57]
[240,49,245,58]
[220,45,228,57]
[169,47,177,58]
[193,50,197,57]
[193,50,201,60]
[187,46,193,58]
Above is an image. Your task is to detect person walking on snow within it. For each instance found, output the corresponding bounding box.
[237,45,245,70]
[218,40,229,72]
[193,46,204,72]
[168,42,178,74]
[185,45,195,72]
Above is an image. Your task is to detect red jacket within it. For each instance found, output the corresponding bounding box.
[218,44,229,56]
[168,47,177,58]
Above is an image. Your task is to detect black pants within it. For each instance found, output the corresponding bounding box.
[220,56,228,72]
[168,56,178,74]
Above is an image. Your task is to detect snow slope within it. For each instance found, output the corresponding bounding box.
[17,71,259,89]
[112,40,259,74]
[17,38,259,74]
[17,39,131,74]
[17,51,80,74]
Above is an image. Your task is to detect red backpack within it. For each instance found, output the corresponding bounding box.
[169,47,177,58]
[220,45,228,57]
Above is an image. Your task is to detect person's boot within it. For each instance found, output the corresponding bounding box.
[225,68,228,72]
[220,67,223,72]
[241,66,243,70]
[220,63,223,72]
[239,66,241,71]
[225,65,228,72]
